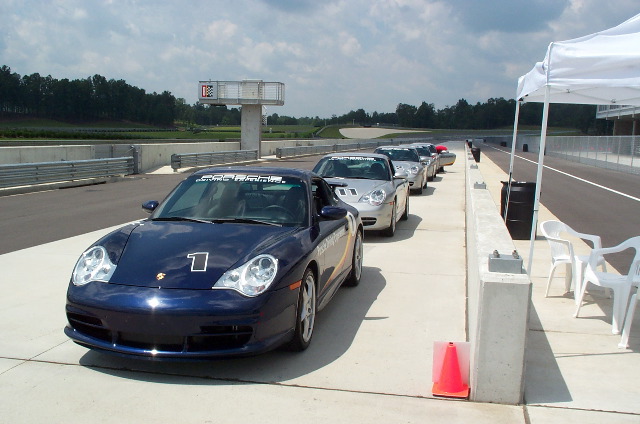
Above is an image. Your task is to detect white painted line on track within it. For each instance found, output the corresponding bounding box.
[490,146,640,203]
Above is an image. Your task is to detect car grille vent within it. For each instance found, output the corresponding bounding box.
[337,188,358,196]
[67,312,252,353]
[361,217,377,226]
[67,311,111,342]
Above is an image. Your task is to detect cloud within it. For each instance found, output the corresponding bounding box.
[1,0,639,118]
[450,0,569,33]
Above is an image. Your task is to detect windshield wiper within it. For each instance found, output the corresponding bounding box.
[211,218,282,227]
[151,216,213,224]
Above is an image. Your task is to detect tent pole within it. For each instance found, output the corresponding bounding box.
[504,100,521,221]
[527,86,550,275]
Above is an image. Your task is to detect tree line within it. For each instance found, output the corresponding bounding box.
[394,98,603,134]
[1,65,604,134]
[0,66,176,126]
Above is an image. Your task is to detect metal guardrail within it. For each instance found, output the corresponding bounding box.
[171,150,259,171]
[275,139,406,159]
[0,157,134,189]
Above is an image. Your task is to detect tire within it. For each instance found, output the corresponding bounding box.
[288,268,317,351]
[400,193,409,221]
[344,229,363,287]
[382,200,397,237]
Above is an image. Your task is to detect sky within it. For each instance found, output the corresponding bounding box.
[1,0,639,118]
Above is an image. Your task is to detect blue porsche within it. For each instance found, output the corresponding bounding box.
[65,166,363,358]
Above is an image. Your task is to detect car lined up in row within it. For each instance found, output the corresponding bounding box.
[64,143,455,360]
[313,143,455,238]
[313,152,409,238]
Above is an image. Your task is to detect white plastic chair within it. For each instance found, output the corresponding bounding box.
[575,236,640,334]
[539,220,606,304]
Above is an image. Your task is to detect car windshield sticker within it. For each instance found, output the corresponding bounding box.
[187,252,209,272]
[196,174,285,183]
[330,157,375,161]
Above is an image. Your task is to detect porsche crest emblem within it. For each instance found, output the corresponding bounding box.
[156,273,166,280]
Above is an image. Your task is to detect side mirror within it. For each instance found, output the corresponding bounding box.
[142,200,159,213]
[319,206,348,220]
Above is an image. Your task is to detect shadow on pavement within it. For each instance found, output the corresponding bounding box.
[524,305,573,404]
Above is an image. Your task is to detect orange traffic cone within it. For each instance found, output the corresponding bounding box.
[432,342,470,399]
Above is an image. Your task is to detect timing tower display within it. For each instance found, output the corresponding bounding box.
[198,80,285,157]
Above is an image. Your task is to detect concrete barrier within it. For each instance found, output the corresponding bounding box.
[465,146,532,404]
[131,141,240,172]
[0,145,95,164]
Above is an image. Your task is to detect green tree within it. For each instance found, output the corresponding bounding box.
[396,103,417,127]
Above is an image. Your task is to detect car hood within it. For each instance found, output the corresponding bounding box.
[326,178,388,202]
[109,221,297,290]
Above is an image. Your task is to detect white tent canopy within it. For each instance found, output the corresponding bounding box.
[517,12,640,106]
[508,12,640,274]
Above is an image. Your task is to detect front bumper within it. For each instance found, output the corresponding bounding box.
[406,173,424,190]
[351,202,394,230]
[65,281,298,358]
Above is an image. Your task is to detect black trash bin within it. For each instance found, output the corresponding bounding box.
[500,181,536,240]
[471,147,481,162]
[523,143,529,152]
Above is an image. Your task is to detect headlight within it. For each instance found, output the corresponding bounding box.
[214,254,278,297]
[72,246,116,286]
[409,165,420,175]
[361,188,387,206]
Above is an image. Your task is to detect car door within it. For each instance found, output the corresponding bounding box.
[311,177,351,305]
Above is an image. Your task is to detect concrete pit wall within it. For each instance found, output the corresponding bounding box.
[465,147,532,404]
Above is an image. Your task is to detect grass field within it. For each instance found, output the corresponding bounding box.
[0,117,582,142]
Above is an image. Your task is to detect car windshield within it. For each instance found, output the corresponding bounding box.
[313,156,391,181]
[376,148,420,162]
[151,173,308,227]
[411,145,430,156]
